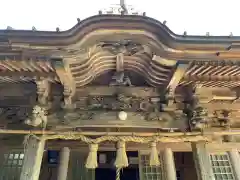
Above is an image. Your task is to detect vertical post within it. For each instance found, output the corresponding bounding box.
[228,149,240,180]
[20,136,46,180]
[162,148,177,180]
[57,147,70,180]
[192,142,214,180]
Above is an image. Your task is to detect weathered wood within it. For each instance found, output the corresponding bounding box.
[0,128,239,136]
[162,148,177,180]
[48,110,188,130]
[167,63,189,95]
[228,149,240,180]
[192,142,214,180]
[20,136,45,180]
[57,147,70,180]
[76,86,161,96]
[1,14,240,145]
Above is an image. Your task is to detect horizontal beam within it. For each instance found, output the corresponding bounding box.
[0,71,57,78]
[46,141,192,151]
[76,86,160,96]
[0,128,240,136]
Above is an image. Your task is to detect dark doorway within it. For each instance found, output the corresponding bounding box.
[121,167,139,180]
[95,151,139,180]
[95,168,116,180]
[174,152,198,180]
[95,167,139,180]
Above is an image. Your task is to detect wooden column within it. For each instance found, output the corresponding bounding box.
[163,148,177,180]
[20,137,45,180]
[192,142,214,180]
[228,149,240,180]
[57,147,70,180]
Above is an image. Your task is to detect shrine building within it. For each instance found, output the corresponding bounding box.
[0,5,240,180]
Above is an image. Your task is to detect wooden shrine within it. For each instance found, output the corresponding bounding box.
[1,10,240,180]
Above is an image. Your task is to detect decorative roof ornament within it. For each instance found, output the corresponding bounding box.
[32,26,37,31]
[100,0,144,15]
[6,26,14,30]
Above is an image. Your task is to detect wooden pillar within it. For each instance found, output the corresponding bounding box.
[192,142,214,180]
[163,148,177,180]
[228,149,240,180]
[20,136,45,180]
[57,147,70,180]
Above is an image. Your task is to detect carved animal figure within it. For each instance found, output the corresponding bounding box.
[110,72,132,86]
[24,105,47,127]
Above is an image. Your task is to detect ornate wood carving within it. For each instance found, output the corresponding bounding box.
[109,72,132,86]
[46,110,188,130]
[100,41,144,56]
[212,110,231,127]
[190,106,209,129]
[36,79,50,106]
[2,19,240,133]
[0,107,31,127]
[24,105,48,127]
[75,94,162,112]
[63,85,76,109]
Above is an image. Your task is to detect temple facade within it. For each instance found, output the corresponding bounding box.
[1,6,240,180]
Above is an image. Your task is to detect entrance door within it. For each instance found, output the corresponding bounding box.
[174,152,198,180]
[95,168,115,180]
[121,167,139,180]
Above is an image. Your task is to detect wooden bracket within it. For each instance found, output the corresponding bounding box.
[167,63,189,96]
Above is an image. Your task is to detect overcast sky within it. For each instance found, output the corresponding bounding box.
[0,0,239,36]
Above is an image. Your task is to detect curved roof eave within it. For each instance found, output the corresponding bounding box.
[0,14,239,50]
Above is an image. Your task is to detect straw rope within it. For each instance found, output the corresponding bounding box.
[22,132,212,172]
[42,134,211,143]
[116,168,121,180]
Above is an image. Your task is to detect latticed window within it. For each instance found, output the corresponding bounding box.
[210,153,235,180]
[0,150,24,180]
[139,153,163,180]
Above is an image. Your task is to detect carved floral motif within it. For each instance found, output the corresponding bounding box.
[85,94,160,112]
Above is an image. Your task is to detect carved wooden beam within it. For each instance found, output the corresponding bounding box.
[52,59,76,109]
[201,103,240,111]
[194,87,237,103]
[52,59,72,85]
[76,86,161,97]
[167,63,189,95]
[0,71,57,78]
[152,55,175,65]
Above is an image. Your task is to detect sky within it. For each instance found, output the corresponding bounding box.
[0,0,239,36]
